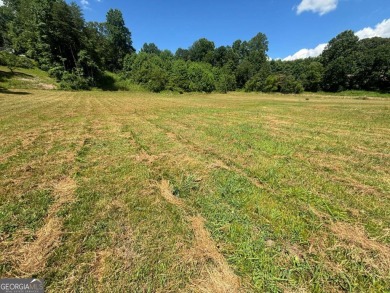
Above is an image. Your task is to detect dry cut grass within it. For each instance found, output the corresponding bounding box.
[0,89,389,292]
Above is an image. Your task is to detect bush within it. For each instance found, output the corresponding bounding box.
[263,74,303,94]
[244,67,270,92]
[145,67,168,92]
[0,51,17,72]
[48,66,66,80]
[0,52,36,70]
[16,56,36,68]
[245,73,266,92]
[214,67,236,93]
[280,75,304,94]
[263,75,279,92]
[169,60,190,92]
[59,69,91,90]
[188,62,215,93]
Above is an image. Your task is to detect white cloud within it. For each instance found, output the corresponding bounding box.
[81,0,89,8]
[283,18,390,61]
[0,0,3,6]
[296,0,338,16]
[355,19,390,39]
[283,43,327,61]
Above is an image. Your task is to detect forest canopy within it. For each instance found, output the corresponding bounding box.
[0,0,389,93]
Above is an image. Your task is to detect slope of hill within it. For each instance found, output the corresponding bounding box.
[0,66,58,90]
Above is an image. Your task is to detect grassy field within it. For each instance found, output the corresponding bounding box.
[0,90,389,292]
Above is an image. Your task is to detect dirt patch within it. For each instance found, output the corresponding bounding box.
[38,83,57,90]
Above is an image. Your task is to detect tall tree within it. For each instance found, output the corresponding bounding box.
[48,1,85,69]
[141,43,161,55]
[188,38,215,64]
[321,30,359,91]
[105,9,134,70]
[175,48,190,61]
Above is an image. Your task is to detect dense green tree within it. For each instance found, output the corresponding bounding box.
[214,65,236,93]
[322,30,359,65]
[141,43,161,55]
[354,37,390,92]
[169,59,190,92]
[7,0,52,65]
[105,9,135,70]
[126,52,168,92]
[235,59,254,88]
[247,33,268,69]
[264,74,280,92]
[84,21,110,69]
[0,5,13,47]
[245,66,270,92]
[301,61,324,92]
[188,38,215,63]
[188,62,215,92]
[279,75,304,94]
[232,39,249,61]
[2,0,386,94]
[231,33,269,89]
[48,1,85,70]
[321,30,359,91]
[263,74,303,93]
[175,48,190,61]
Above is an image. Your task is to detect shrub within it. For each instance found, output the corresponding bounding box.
[0,52,36,70]
[16,56,36,68]
[214,67,236,93]
[280,75,304,94]
[0,51,17,72]
[59,69,91,90]
[48,66,66,80]
[145,67,168,92]
[188,62,215,93]
[264,75,280,92]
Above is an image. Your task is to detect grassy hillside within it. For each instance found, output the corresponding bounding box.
[0,90,389,292]
[0,66,58,90]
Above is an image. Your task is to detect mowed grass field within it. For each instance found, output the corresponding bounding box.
[0,90,389,292]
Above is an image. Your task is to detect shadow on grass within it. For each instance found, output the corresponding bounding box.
[0,87,31,95]
[0,70,34,79]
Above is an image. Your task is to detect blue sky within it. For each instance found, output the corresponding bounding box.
[75,0,390,60]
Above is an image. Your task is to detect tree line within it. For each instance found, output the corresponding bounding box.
[0,0,389,93]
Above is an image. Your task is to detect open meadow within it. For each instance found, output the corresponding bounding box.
[0,90,389,292]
